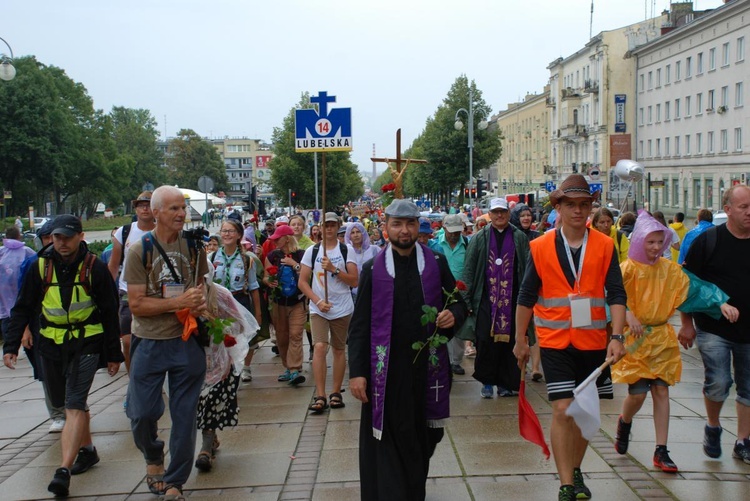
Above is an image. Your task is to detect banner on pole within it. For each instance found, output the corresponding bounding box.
[295,91,352,152]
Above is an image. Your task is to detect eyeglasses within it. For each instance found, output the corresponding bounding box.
[220,229,237,235]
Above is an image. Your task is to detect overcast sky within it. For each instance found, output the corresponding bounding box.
[3,0,726,177]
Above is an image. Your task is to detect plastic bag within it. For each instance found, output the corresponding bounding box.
[677,269,730,320]
[204,341,231,387]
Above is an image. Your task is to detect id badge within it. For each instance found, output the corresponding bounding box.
[569,294,592,328]
[162,282,185,299]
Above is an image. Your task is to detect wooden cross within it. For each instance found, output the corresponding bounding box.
[371,128,427,199]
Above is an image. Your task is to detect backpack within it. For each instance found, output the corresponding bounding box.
[119,223,132,266]
[41,252,97,296]
[278,264,299,297]
[141,232,200,283]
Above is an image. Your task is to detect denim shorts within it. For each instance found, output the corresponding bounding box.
[696,327,750,407]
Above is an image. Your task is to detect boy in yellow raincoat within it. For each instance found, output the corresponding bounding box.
[612,211,739,473]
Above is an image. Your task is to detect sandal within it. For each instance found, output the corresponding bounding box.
[160,484,185,501]
[146,464,166,495]
[194,451,212,472]
[329,392,345,409]
[308,395,328,414]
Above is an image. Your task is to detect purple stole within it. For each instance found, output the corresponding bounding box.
[486,227,516,342]
[370,243,449,440]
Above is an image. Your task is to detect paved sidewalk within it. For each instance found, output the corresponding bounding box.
[1,317,749,500]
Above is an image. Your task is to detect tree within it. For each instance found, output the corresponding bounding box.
[165,129,228,192]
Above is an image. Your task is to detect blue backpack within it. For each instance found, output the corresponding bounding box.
[278,264,298,297]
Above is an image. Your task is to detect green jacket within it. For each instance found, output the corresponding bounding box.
[458,224,531,341]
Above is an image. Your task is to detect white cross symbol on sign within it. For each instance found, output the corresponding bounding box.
[431,380,444,402]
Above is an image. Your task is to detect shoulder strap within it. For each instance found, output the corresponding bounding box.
[209,251,217,263]
[119,223,132,266]
[704,225,719,261]
[617,230,624,248]
[42,257,54,295]
[141,232,155,276]
[78,253,96,295]
[339,242,348,261]
[311,243,321,269]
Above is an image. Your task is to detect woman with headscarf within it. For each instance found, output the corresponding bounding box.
[344,222,380,301]
[611,211,738,474]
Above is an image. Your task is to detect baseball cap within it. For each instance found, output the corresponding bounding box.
[489,198,509,212]
[324,212,340,223]
[51,215,83,237]
[37,217,57,237]
[276,216,289,226]
[269,225,294,240]
[442,214,464,233]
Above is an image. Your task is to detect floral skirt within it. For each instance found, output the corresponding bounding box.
[196,369,240,430]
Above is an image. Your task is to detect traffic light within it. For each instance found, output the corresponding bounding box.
[476,179,488,197]
[464,188,469,198]
[291,191,297,205]
[471,188,477,198]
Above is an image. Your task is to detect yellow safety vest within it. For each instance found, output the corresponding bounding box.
[38,256,104,345]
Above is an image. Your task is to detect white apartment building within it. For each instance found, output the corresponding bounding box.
[633,0,749,218]
[211,137,272,198]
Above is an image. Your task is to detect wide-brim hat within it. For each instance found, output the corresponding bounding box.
[131,191,152,207]
[549,174,600,206]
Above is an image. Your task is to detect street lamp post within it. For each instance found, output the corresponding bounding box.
[454,87,488,202]
[0,37,16,81]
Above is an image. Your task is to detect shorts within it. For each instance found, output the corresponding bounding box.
[310,314,351,350]
[628,378,668,395]
[119,292,133,335]
[696,326,750,407]
[541,346,613,401]
[43,353,100,411]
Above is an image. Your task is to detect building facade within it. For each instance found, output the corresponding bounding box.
[633,0,749,219]
[211,137,273,199]
[491,89,550,195]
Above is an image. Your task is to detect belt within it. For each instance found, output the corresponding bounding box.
[231,290,249,296]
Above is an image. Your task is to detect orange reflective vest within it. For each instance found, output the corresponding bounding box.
[530,229,613,350]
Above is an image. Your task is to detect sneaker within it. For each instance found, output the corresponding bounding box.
[558,484,575,501]
[703,424,723,458]
[277,369,291,382]
[653,446,678,473]
[70,446,100,475]
[241,367,252,382]
[497,386,517,397]
[48,418,65,433]
[732,438,750,465]
[271,345,279,355]
[47,467,70,497]
[614,415,632,454]
[480,385,493,398]
[451,364,466,375]
[573,468,591,499]
[288,371,306,386]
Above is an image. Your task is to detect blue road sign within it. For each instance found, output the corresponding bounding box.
[295,91,352,152]
[589,183,603,195]
[545,181,556,192]
[416,199,431,209]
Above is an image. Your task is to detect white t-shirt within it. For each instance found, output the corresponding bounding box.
[663,226,681,259]
[301,243,356,320]
[114,223,152,293]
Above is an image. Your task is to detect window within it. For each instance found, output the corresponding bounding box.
[639,107,644,126]
[686,95,692,116]
[696,132,703,154]
[665,101,671,120]
[640,74,645,91]
[665,64,671,84]
[721,86,729,107]
[697,52,704,74]
[736,82,744,107]
[665,137,671,156]
[723,42,730,66]
[686,56,692,77]
[676,60,682,80]
[648,106,653,124]
[648,139,653,157]
[709,48,716,70]
[675,136,681,156]
[697,92,703,113]
[736,128,743,152]
[685,134,691,155]
[721,129,728,152]
[675,99,681,119]
[672,179,679,206]
[656,103,661,122]
[694,179,702,208]
[708,89,715,110]
[706,179,713,208]
[656,138,662,156]
[664,180,669,206]
[708,131,714,153]
[739,37,746,62]
[648,71,653,90]
[656,68,661,87]
[638,140,644,158]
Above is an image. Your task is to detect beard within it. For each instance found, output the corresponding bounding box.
[390,235,417,250]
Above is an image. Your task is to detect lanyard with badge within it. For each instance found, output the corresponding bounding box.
[560,228,592,328]
[152,237,185,299]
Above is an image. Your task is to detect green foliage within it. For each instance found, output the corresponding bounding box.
[269,93,363,210]
[206,317,236,345]
[86,240,110,257]
[165,129,228,193]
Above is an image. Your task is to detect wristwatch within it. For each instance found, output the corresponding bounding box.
[333,268,341,276]
[294,264,301,271]
[611,334,625,343]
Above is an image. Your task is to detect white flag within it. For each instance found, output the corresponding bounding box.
[565,368,602,441]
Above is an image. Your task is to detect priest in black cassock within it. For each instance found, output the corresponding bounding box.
[348,199,467,501]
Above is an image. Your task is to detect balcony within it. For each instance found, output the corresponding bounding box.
[561,87,582,100]
[584,79,600,94]
[546,96,556,107]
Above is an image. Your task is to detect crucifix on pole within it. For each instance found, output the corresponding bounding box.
[371,129,427,199]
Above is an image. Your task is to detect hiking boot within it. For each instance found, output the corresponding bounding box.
[615,415,632,454]
[732,438,750,465]
[241,367,252,382]
[70,446,100,475]
[653,446,678,473]
[703,424,722,458]
[558,484,575,501]
[573,468,591,499]
[288,371,306,386]
[480,385,493,398]
[48,467,70,497]
[277,369,291,382]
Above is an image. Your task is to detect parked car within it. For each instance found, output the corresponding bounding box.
[712,211,727,226]
[33,217,51,230]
